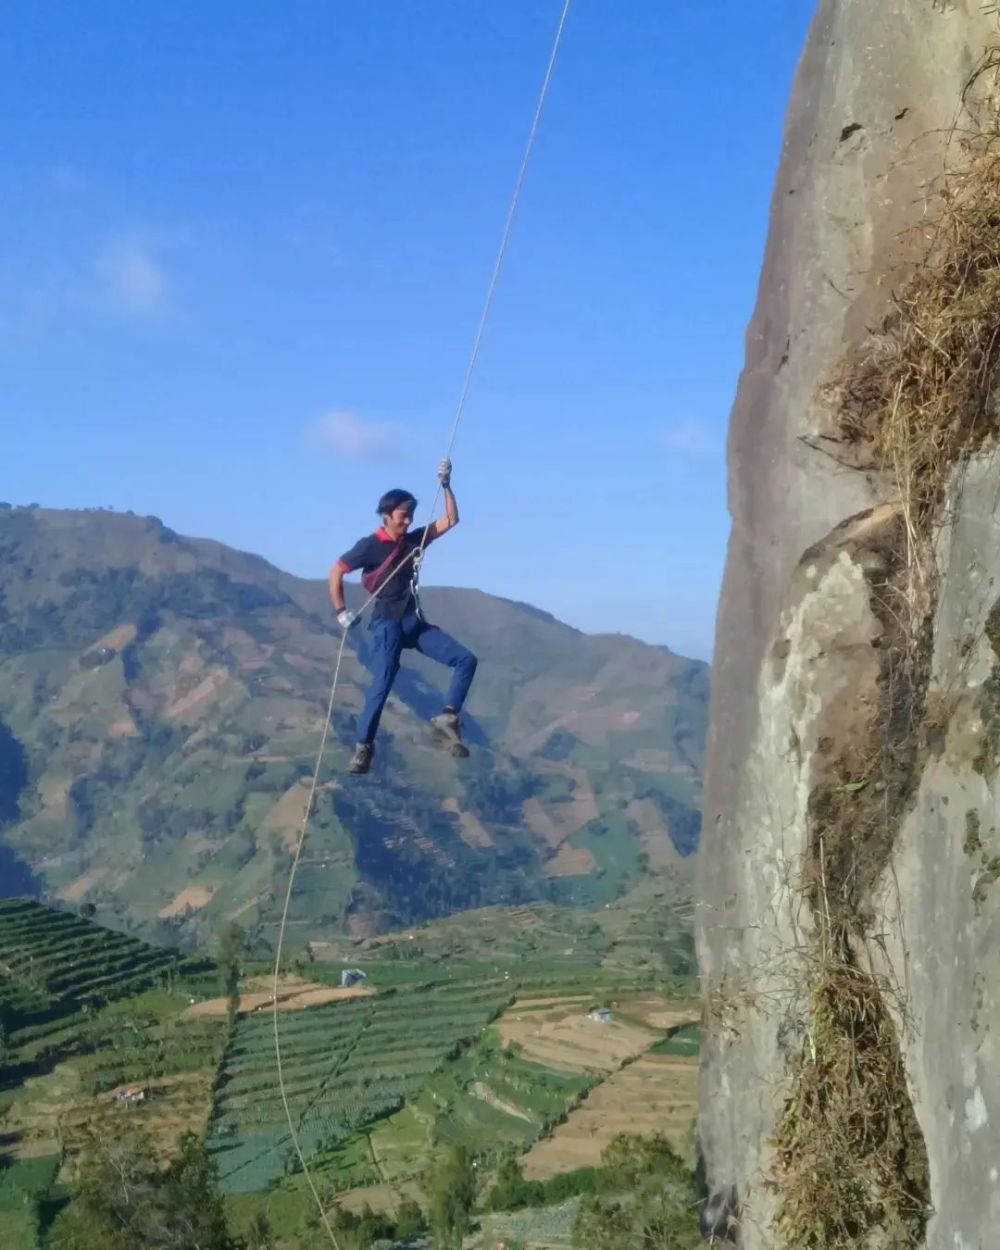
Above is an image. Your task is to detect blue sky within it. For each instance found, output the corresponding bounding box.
[1,1,817,660]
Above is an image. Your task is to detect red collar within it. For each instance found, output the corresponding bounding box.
[376,526,400,543]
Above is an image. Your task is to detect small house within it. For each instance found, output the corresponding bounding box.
[114,1084,147,1108]
[340,968,368,988]
[588,1007,614,1024]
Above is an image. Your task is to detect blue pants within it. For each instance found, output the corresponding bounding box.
[356,613,478,746]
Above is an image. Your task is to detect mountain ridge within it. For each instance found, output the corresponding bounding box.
[0,502,707,948]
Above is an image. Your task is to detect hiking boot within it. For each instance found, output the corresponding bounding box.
[347,743,374,775]
[429,712,469,758]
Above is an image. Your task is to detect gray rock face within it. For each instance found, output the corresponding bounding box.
[698,3,1000,1247]
[871,454,1000,1248]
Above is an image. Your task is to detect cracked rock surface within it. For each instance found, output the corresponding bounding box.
[698,3,1000,1247]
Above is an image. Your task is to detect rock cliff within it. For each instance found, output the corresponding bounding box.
[698,3,1000,1247]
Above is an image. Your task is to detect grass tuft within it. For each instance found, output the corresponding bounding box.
[771,929,929,1250]
[832,53,1000,601]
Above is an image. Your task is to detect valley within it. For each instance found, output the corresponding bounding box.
[0,504,706,1247]
[0,898,700,1249]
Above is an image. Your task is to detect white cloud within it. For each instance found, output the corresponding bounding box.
[95,235,168,317]
[308,411,399,460]
[0,229,179,351]
[661,418,723,457]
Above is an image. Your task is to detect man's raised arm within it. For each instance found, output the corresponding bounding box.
[427,459,459,541]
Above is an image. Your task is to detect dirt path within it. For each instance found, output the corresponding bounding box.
[158,885,215,918]
[338,1181,422,1215]
[57,868,107,902]
[184,976,373,1018]
[472,1081,536,1123]
[441,797,494,848]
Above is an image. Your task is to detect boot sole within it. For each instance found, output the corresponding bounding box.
[427,726,469,758]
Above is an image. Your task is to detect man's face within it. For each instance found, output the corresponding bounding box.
[385,504,413,536]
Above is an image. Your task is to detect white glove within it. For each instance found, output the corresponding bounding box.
[337,609,357,630]
[438,457,452,488]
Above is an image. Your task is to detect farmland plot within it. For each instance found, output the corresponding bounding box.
[520,1051,698,1178]
[0,899,182,1010]
[207,979,512,1194]
[2,999,225,1162]
[418,1043,593,1160]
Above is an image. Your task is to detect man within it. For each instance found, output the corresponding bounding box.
[329,458,478,775]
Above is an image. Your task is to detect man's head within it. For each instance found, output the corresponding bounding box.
[377,489,417,538]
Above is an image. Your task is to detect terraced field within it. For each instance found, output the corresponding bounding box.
[415,1041,593,1161]
[3,992,226,1158]
[5,1061,220,1165]
[520,1050,699,1178]
[496,998,660,1074]
[0,899,223,1187]
[207,978,514,1194]
[0,900,702,1245]
[0,974,49,1021]
[0,898,182,1011]
[480,1198,580,1249]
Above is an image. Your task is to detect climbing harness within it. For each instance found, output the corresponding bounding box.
[409,548,425,620]
[271,4,573,1244]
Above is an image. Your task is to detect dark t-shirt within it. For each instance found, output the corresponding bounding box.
[336,526,428,620]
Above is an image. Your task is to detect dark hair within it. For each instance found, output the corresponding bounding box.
[377,489,417,517]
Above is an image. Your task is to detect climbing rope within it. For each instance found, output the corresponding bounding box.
[271,3,572,1243]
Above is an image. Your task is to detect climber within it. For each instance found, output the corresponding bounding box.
[328,458,478,775]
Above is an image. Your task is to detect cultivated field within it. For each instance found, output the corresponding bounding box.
[0,898,702,1246]
[0,898,181,1008]
[5,1065,219,1169]
[412,1040,593,1161]
[207,978,514,1194]
[520,1051,698,1178]
[334,989,698,1220]
[2,997,225,1163]
[496,998,658,1074]
[184,974,373,1018]
[0,901,223,1180]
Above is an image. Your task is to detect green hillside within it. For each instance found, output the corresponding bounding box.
[0,899,700,1249]
[0,504,707,948]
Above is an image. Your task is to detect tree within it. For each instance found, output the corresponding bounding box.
[218,921,246,993]
[50,1127,245,1250]
[486,1157,543,1212]
[217,921,246,1027]
[570,1134,700,1250]
[426,1146,477,1250]
[156,1132,240,1248]
[600,1133,690,1189]
[354,1203,393,1247]
[246,1213,273,1249]
[394,1197,427,1240]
